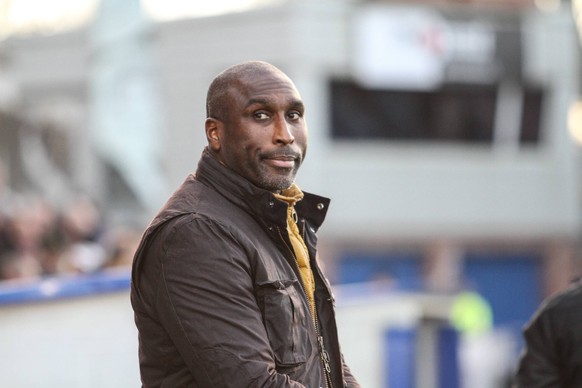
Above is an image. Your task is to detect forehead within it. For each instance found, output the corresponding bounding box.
[231,70,302,106]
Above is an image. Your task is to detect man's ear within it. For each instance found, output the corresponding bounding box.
[205,118,222,152]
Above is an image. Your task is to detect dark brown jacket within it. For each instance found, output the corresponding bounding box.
[131,149,360,387]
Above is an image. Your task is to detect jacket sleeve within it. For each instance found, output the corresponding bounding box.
[513,306,561,388]
[151,215,306,387]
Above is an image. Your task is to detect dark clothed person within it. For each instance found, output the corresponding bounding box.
[514,278,582,388]
[131,61,360,387]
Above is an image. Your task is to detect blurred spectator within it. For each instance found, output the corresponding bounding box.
[59,195,107,274]
[0,196,47,279]
[451,289,516,388]
[0,161,14,260]
[101,227,141,269]
[0,189,138,282]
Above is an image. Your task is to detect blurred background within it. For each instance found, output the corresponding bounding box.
[0,0,581,387]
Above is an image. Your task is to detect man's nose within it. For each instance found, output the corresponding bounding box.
[272,115,295,145]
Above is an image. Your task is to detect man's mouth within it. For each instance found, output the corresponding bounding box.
[262,152,299,169]
[264,155,296,169]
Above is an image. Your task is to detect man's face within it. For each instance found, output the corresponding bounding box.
[213,70,308,192]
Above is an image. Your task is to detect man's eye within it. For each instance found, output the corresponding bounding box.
[288,111,302,120]
[254,112,269,120]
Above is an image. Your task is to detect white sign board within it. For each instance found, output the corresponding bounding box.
[352,6,497,89]
[353,6,449,90]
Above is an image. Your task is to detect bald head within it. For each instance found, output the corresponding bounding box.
[206,61,292,121]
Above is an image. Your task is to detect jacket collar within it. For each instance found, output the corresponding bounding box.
[196,148,330,231]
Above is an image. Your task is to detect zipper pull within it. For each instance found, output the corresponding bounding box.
[318,335,332,373]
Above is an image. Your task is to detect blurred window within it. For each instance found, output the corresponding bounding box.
[329,80,544,144]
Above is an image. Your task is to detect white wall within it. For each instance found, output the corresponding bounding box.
[0,290,140,388]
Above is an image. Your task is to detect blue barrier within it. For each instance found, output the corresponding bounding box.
[386,328,416,388]
[438,326,460,388]
[384,326,460,388]
[0,268,131,305]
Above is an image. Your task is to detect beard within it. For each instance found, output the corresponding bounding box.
[222,144,306,192]
[249,146,303,191]
[254,164,300,192]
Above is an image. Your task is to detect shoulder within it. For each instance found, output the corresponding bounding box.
[526,280,582,331]
[149,175,248,230]
[541,280,582,314]
[152,212,243,250]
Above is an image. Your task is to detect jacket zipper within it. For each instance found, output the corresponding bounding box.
[277,225,334,388]
[299,219,334,388]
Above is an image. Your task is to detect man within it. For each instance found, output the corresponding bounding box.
[513,277,582,387]
[131,61,360,387]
